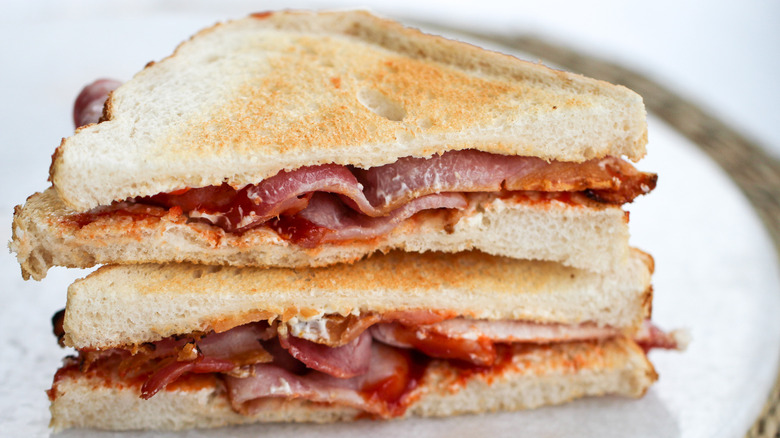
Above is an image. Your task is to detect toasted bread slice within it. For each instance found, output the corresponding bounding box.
[50,10,647,212]
[12,188,632,280]
[49,336,656,431]
[61,249,652,349]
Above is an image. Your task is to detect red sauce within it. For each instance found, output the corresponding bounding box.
[267,215,329,248]
[48,354,218,401]
[48,354,149,402]
[500,190,592,208]
[388,324,497,366]
[50,357,80,388]
[358,350,430,418]
[447,344,516,387]
[64,204,171,229]
[144,183,237,213]
[166,372,220,392]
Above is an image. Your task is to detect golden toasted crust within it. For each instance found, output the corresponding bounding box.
[11,188,631,280]
[61,249,652,349]
[50,10,647,211]
[49,336,656,431]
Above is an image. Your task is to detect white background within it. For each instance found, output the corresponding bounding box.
[1,2,779,437]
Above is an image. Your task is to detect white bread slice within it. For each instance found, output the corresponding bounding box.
[50,10,647,212]
[49,336,656,431]
[62,249,652,349]
[11,188,631,280]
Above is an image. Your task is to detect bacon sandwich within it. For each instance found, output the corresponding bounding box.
[9,10,678,432]
[48,250,683,431]
[11,10,656,280]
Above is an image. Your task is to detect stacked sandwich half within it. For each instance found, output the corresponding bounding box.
[11,10,681,431]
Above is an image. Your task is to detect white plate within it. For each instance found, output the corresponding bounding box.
[1,10,779,438]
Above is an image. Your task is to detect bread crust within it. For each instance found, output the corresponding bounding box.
[49,10,647,211]
[11,188,631,280]
[49,336,657,431]
[61,248,652,349]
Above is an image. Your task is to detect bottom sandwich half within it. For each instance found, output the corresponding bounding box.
[50,337,656,431]
[48,250,680,431]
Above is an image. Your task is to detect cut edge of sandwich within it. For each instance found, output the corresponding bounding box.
[48,336,657,431]
[11,188,632,281]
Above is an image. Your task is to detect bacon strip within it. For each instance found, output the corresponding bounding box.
[353,150,520,208]
[188,165,371,232]
[134,151,655,236]
[225,343,418,418]
[278,331,373,378]
[141,356,235,399]
[115,322,274,396]
[369,320,624,366]
[371,322,497,366]
[73,78,121,127]
[634,320,689,353]
[296,192,467,245]
[198,322,275,365]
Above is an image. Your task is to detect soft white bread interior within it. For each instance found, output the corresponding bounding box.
[11,188,631,281]
[50,10,647,212]
[62,249,653,349]
[49,336,656,431]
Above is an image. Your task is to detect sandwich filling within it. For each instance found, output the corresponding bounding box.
[50,311,681,418]
[66,150,656,248]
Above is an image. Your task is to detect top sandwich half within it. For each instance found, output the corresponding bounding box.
[13,10,656,280]
[50,10,648,212]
